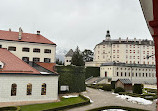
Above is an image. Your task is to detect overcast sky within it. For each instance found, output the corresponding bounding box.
[0,0,152,53]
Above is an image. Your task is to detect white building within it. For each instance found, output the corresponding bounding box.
[64,49,74,66]
[100,62,156,84]
[85,30,155,67]
[0,28,56,63]
[0,48,59,102]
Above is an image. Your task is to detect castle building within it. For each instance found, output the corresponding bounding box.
[85,31,156,84]
[0,28,56,63]
[100,62,156,84]
[86,30,155,67]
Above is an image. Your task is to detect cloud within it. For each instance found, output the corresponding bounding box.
[0,0,152,52]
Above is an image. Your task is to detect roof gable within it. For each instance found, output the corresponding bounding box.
[0,48,40,74]
[117,79,132,84]
[65,49,74,57]
[0,30,56,45]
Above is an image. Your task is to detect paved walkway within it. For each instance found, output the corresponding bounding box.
[67,87,156,111]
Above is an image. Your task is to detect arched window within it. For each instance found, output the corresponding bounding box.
[11,83,17,96]
[41,83,46,95]
[27,83,32,95]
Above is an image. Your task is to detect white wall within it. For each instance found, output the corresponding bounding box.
[93,41,155,65]
[64,57,72,66]
[0,40,56,63]
[0,74,58,102]
[100,65,156,84]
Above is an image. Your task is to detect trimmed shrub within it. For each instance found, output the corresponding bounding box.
[114,87,125,93]
[102,84,112,91]
[133,84,142,94]
[0,106,20,111]
[57,66,86,93]
[88,106,149,111]
[85,67,100,79]
[111,81,116,89]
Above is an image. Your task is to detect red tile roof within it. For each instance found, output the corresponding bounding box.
[36,62,58,74]
[0,48,40,74]
[0,30,56,45]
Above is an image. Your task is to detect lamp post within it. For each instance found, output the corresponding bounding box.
[139,0,158,107]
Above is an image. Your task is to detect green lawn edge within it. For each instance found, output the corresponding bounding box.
[19,94,90,111]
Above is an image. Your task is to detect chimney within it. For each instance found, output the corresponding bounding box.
[149,40,152,45]
[9,28,11,32]
[139,39,141,44]
[126,37,128,42]
[37,31,40,35]
[18,27,22,40]
[134,38,136,42]
[119,37,121,43]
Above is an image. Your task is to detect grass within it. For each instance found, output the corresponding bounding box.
[20,97,86,111]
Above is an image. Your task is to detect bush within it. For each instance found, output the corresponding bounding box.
[114,87,125,93]
[57,66,86,93]
[133,84,142,94]
[85,67,100,79]
[111,81,116,89]
[0,106,20,111]
[102,84,112,91]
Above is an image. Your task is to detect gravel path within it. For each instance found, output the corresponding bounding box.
[67,87,156,111]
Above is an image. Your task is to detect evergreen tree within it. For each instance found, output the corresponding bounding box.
[71,46,84,66]
[82,49,93,62]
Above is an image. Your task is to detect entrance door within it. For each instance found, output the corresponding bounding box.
[105,72,107,77]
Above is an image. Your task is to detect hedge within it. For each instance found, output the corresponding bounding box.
[56,66,86,93]
[133,84,143,94]
[85,67,100,79]
[114,87,125,93]
[87,106,149,111]
[118,92,157,100]
[43,94,90,111]
[102,84,112,91]
[0,106,20,111]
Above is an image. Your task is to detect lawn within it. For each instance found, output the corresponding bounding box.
[20,97,86,111]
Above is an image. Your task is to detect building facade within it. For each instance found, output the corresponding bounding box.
[86,31,155,67]
[0,48,59,102]
[0,29,56,63]
[100,62,156,84]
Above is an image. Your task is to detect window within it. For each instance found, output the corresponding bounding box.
[125,72,126,76]
[33,48,40,53]
[22,47,30,52]
[11,84,17,96]
[41,83,46,95]
[0,45,2,48]
[8,46,16,51]
[33,57,40,62]
[22,57,29,62]
[117,72,119,76]
[27,83,32,95]
[44,49,51,53]
[121,72,123,76]
[44,58,51,63]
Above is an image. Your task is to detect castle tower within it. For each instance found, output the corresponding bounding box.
[106,30,111,40]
